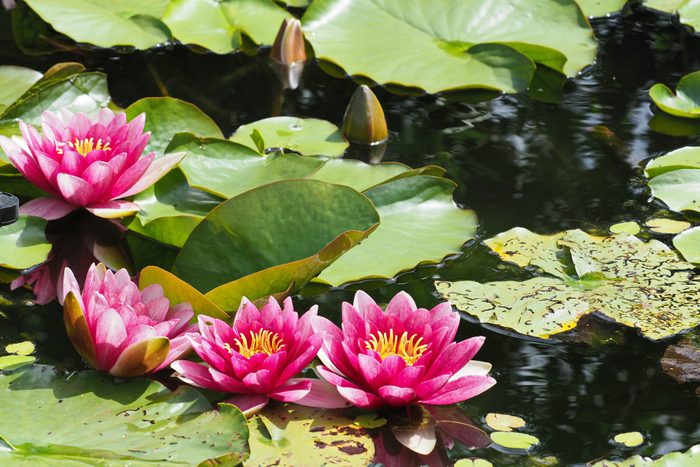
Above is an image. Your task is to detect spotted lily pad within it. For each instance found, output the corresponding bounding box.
[490,431,540,450]
[650,70,700,119]
[613,431,645,447]
[673,226,700,264]
[302,0,596,94]
[0,364,249,465]
[645,147,700,213]
[247,404,374,465]
[436,228,700,340]
[230,117,349,157]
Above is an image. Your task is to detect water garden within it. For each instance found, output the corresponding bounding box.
[0,0,699,465]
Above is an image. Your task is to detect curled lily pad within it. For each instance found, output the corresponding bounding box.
[22,0,171,49]
[645,0,700,31]
[673,226,700,264]
[0,216,52,271]
[490,431,540,451]
[646,147,700,213]
[230,117,349,157]
[437,228,700,340]
[650,71,700,119]
[247,404,374,465]
[0,364,249,465]
[303,0,596,94]
[317,176,477,286]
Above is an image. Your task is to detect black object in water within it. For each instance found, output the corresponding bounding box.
[0,192,19,226]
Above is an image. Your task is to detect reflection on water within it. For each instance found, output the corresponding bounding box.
[1,5,699,465]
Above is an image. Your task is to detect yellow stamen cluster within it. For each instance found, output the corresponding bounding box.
[225,329,285,358]
[56,138,112,156]
[365,329,428,365]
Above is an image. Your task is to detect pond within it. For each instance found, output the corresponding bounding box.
[0,1,699,465]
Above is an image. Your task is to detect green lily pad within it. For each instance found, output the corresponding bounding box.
[173,179,380,296]
[308,159,411,192]
[302,0,596,94]
[673,226,700,264]
[485,413,526,432]
[162,0,291,54]
[247,404,374,465]
[0,66,41,113]
[230,117,349,157]
[646,147,700,213]
[576,0,628,17]
[130,169,223,248]
[490,431,540,450]
[0,355,36,371]
[4,341,35,356]
[645,0,700,31]
[436,228,700,340]
[454,459,494,467]
[125,97,223,157]
[593,444,700,466]
[0,364,249,465]
[317,176,477,286]
[650,71,700,119]
[22,0,171,49]
[609,221,641,235]
[646,218,691,234]
[174,134,325,199]
[613,431,645,447]
[0,216,52,271]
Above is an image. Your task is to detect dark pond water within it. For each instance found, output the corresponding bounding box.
[1,5,699,465]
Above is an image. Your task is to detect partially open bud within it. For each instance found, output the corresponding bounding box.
[270,18,307,89]
[342,85,389,145]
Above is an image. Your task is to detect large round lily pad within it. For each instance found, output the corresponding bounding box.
[0,216,52,271]
[22,0,172,49]
[436,228,700,340]
[317,176,477,286]
[0,364,249,465]
[302,0,596,94]
[650,71,700,119]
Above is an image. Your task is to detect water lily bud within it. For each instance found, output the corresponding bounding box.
[342,85,389,145]
[270,18,307,66]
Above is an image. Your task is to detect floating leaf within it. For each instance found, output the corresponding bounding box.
[126,97,223,157]
[645,146,700,178]
[0,365,249,464]
[162,0,291,54]
[309,159,411,192]
[437,229,700,340]
[650,71,700,119]
[484,227,569,278]
[302,0,596,94]
[0,66,41,113]
[455,460,494,467]
[609,221,641,235]
[230,117,349,157]
[593,444,700,466]
[646,147,700,213]
[673,226,700,264]
[490,431,539,450]
[646,218,691,234]
[175,134,325,199]
[173,179,380,298]
[247,403,374,465]
[661,333,700,383]
[613,431,645,447]
[0,355,35,371]
[645,0,700,31]
[576,0,628,17]
[22,0,171,49]
[0,216,52,270]
[317,176,477,286]
[354,414,388,429]
[485,413,526,432]
[4,341,34,356]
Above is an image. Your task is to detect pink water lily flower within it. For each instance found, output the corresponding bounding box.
[61,263,195,377]
[311,291,496,409]
[0,109,183,220]
[171,297,349,415]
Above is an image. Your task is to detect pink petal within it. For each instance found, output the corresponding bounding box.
[424,337,485,380]
[154,335,192,372]
[419,376,496,405]
[385,291,417,318]
[414,374,450,400]
[109,153,154,198]
[117,152,184,198]
[81,160,115,200]
[291,378,352,409]
[223,394,269,417]
[171,360,246,393]
[59,266,82,306]
[337,385,384,409]
[93,305,128,370]
[378,385,416,406]
[56,173,94,206]
[20,197,77,221]
[85,200,139,219]
[268,378,313,402]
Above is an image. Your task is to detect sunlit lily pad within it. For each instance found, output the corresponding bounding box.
[593,444,700,466]
[309,159,418,192]
[0,365,249,465]
[0,216,51,270]
[0,355,35,371]
[613,431,645,447]
[646,218,691,234]
[576,0,628,17]
[162,0,291,54]
[650,71,700,119]
[247,404,374,465]
[454,459,494,467]
[173,179,380,303]
[22,0,171,49]
[609,221,641,235]
[485,413,526,432]
[490,431,540,450]
[645,0,700,31]
[302,0,596,94]
[230,117,349,157]
[0,66,41,113]
[673,226,700,264]
[317,176,477,286]
[646,147,700,213]
[4,341,35,356]
[436,228,700,340]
